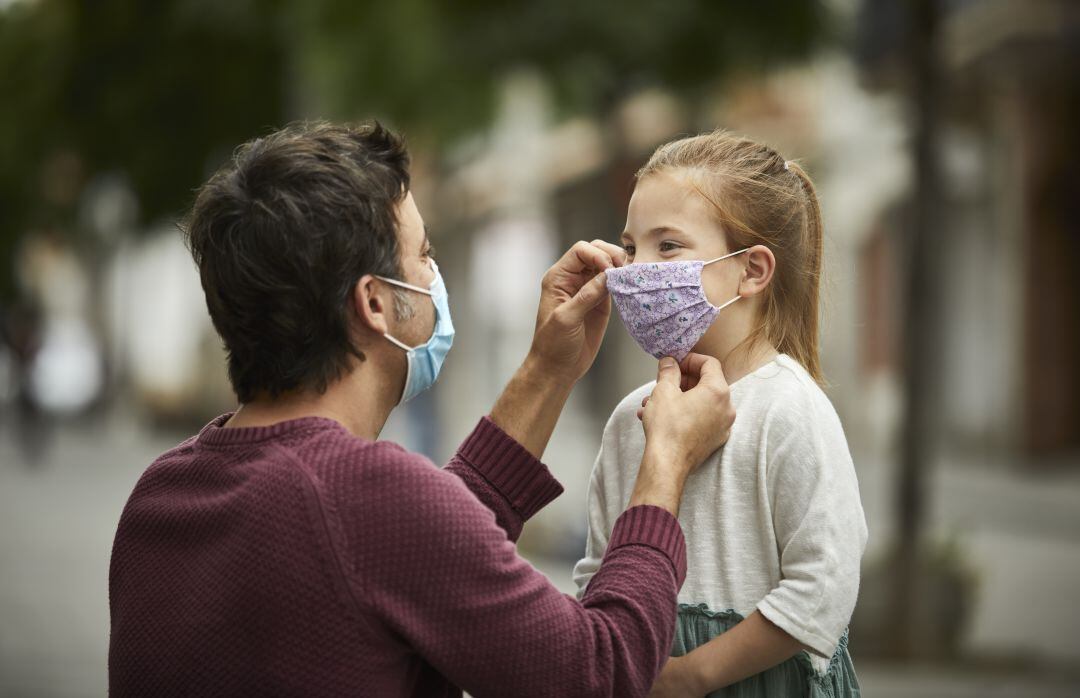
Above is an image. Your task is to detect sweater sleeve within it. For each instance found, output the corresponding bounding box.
[356,445,687,698]
[443,417,563,543]
[754,392,869,659]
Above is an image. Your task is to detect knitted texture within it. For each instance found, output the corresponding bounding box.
[109,415,687,697]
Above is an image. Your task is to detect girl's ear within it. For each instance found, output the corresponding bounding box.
[740,245,776,298]
[352,275,391,336]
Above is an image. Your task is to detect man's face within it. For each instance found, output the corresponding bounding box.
[389,191,437,347]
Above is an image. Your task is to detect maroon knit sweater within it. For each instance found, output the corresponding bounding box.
[109,414,687,697]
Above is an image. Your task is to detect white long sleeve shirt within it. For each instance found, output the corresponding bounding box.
[573,354,868,665]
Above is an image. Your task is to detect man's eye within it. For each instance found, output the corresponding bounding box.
[423,245,436,258]
[622,245,636,256]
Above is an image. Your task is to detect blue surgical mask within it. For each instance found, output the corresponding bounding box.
[375,259,455,404]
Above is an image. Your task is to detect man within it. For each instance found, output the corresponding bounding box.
[108,121,735,697]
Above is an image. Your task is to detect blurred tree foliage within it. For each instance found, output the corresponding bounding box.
[0,0,287,298]
[0,0,828,298]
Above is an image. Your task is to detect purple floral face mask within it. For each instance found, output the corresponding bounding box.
[605,248,750,361]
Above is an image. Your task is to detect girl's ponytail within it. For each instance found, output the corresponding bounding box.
[781,161,824,383]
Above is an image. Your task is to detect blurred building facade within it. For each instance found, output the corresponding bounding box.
[856,0,1080,460]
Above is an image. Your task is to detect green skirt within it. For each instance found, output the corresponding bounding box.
[671,604,860,698]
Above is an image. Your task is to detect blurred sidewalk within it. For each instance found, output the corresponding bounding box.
[2,414,1079,697]
[0,411,177,697]
[855,448,1080,665]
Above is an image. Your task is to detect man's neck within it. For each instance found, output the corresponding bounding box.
[225,364,401,441]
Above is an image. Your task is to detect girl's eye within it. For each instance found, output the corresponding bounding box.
[659,241,680,252]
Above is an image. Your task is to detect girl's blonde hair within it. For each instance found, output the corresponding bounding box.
[637,130,824,383]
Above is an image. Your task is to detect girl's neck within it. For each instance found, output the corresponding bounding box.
[704,334,779,386]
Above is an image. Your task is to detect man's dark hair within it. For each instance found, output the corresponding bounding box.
[183,121,410,403]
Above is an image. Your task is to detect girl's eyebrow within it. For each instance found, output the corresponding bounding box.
[648,226,686,236]
[622,225,686,241]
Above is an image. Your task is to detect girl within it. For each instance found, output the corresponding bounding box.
[574,131,867,697]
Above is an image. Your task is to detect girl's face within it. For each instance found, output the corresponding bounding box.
[620,170,745,309]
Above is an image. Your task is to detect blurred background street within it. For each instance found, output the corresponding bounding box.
[2,0,1079,695]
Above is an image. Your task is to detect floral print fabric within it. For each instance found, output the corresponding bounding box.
[605,259,720,361]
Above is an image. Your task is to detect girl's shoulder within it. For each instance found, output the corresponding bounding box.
[742,355,844,432]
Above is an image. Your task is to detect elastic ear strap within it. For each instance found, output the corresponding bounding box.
[703,248,752,266]
[374,275,433,296]
[716,295,741,312]
[383,332,414,351]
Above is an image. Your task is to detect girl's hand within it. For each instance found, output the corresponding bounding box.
[647,656,703,698]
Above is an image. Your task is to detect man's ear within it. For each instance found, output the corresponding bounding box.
[740,245,776,298]
[352,275,391,336]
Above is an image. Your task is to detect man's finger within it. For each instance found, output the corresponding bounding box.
[690,354,730,393]
[656,356,680,388]
[556,272,609,326]
[558,241,615,274]
[589,239,628,267]
[679,352,712,377]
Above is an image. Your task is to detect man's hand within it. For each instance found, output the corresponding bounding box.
[489,240,624,459]
[527,240,626,384]
[641,353,735,473]
[629,353,735,515]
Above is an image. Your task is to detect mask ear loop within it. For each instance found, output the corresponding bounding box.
[373,275,431,351]
[383,333,415,352]
[701,247,751,311]
[374,275,434,296]
[714,296,741,312]
[702,247,752,266]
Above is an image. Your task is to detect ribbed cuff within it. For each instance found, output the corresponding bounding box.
[457,417,564,520]
[606,505,687,587]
